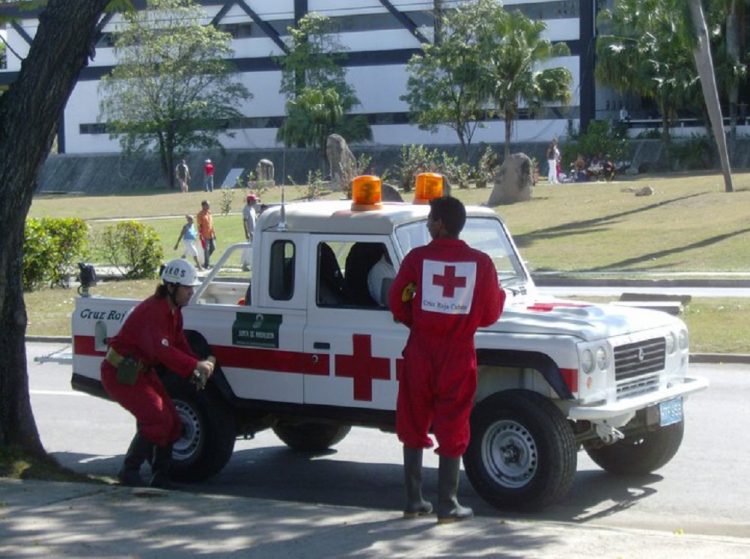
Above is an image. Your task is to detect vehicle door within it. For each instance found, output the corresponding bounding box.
[302,235,408,412]
[186,233,309,403]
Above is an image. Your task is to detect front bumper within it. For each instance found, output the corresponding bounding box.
[567,375,709,421]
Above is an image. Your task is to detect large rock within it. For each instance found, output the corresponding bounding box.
[326,134,356,192]
[256,159,274,185]
[487,153,534,206]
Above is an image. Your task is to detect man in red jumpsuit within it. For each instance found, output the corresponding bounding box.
[388,196,505,523]
[101,259,215,488]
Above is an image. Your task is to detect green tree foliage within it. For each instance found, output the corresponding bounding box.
[596,0,699,147]
[23,218,89,291]
[401,7,486,160]
[99,0,251,189]
[276,13,371,158]
[416,0,571,160]
[98,221,164,279]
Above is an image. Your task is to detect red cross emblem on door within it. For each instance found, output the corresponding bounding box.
[335,334,390,401]
[432,265,467,297]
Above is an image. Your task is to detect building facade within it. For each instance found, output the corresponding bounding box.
[0,0,597,155]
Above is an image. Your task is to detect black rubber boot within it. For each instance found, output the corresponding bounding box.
[149,444,173,489]
[437,456,473,524]
[402,446,433,518]
[117,433,152,487]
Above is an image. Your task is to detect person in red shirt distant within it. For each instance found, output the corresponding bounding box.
[203,159,215,192]
[388,196,505,524]
[100,259,215,488]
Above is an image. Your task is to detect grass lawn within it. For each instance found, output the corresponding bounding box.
[25,171,750,353]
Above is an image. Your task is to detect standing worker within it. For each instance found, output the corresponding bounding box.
[241,194,259,271]
[203,158,215,192]
[388,196,505,524]
[175,159,191,193]
[196,200,216,269]
[100,259,216,488]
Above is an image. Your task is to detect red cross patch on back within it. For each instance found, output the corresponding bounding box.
[421,260,476,315]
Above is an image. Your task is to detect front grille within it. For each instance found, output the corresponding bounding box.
[614,338,666,382]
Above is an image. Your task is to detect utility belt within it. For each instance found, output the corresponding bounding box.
[105,347,147,386]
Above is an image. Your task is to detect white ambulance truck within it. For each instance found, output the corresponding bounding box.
[71,193,707,511]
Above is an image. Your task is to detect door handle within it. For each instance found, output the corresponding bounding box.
[313,342,330,350]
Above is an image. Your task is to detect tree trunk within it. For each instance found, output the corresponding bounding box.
[0,0,111,453]
[726,1,739,141]
[688,0,733,193]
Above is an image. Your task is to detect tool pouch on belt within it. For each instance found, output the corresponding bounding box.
[106,347,141,386]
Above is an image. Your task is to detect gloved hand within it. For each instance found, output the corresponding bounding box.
[191,357,215,391]
[401,282,417,303]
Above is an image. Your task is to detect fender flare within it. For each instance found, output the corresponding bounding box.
[476,349,573,400]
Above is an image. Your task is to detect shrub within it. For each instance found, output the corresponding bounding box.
[563,120,629,168]
[23,217,89,291]
[219,189,234,216]
[97,220,163,279]
[392,145,462,192]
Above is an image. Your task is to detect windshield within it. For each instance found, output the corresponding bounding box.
[394,216,528,288]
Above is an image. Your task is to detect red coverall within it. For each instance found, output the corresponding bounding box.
[388,238,505,457]
[100,295,199,447]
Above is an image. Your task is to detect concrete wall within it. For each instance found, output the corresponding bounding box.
[35,138,750,195]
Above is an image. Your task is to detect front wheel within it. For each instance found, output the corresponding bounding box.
[273,421,351,452]
[163,375,236,482]
[464,390,577,511]
[585,421,684,476]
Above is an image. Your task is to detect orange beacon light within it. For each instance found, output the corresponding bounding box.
[351,175,383,211]
[414,172,443,204]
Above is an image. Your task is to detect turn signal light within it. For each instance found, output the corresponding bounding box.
[351,175,383,211]
[414,172,443,204]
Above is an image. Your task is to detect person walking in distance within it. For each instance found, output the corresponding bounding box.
[175,159,191,193]
[546,139,560,184]
[197,200,216,269]
[388,196,505,524]
[100,259,215,488]
[203,159,214,192]
[241,194,259,272]
[173,214,202,270]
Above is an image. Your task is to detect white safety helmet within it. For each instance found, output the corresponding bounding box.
[161,259,202,287]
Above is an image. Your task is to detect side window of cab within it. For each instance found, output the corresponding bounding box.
[269,240,295,301]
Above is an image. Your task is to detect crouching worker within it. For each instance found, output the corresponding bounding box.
[100,259,215,488]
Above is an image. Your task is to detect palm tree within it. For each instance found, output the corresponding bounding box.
[466,0,572,159]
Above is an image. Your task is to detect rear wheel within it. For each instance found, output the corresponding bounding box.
[163,375,236,482]
[464,390,577,511]
[273,421,351,452]
[585,421,684,476]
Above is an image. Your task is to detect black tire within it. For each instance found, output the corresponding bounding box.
[585,421,684,476]
[162,375,236,482]
[273,421,351,452]
[464,390,577,511]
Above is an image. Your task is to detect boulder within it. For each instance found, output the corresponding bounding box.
[256,159,275,185]
[487,153,534,206]
[326,134,356,192]
[382,182,403,202]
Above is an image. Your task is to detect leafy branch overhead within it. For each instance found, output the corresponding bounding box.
[98,0,251,189]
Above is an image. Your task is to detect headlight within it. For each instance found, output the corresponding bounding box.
[581,349,594,374]
[678,329,689,350]
[595,346,608,369]
[665,332,677,354]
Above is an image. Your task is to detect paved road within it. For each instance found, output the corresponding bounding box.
[26,342,750,540]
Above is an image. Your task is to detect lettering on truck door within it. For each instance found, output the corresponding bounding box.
[302,236,407,410]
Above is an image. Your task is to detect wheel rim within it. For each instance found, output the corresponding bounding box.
[481,419,538,489]
[173,399,202,462]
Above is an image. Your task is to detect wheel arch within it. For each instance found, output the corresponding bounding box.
[184,329,235,402]
[476,349,574,401]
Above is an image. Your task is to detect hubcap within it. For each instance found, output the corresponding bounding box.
[173,399,201,462]
[481,419,538,489]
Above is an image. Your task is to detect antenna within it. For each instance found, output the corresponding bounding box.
[278,181,287,231]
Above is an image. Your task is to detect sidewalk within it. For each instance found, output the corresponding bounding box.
[2,478,749,558]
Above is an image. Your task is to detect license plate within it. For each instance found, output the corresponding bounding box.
[659,397,683,427]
